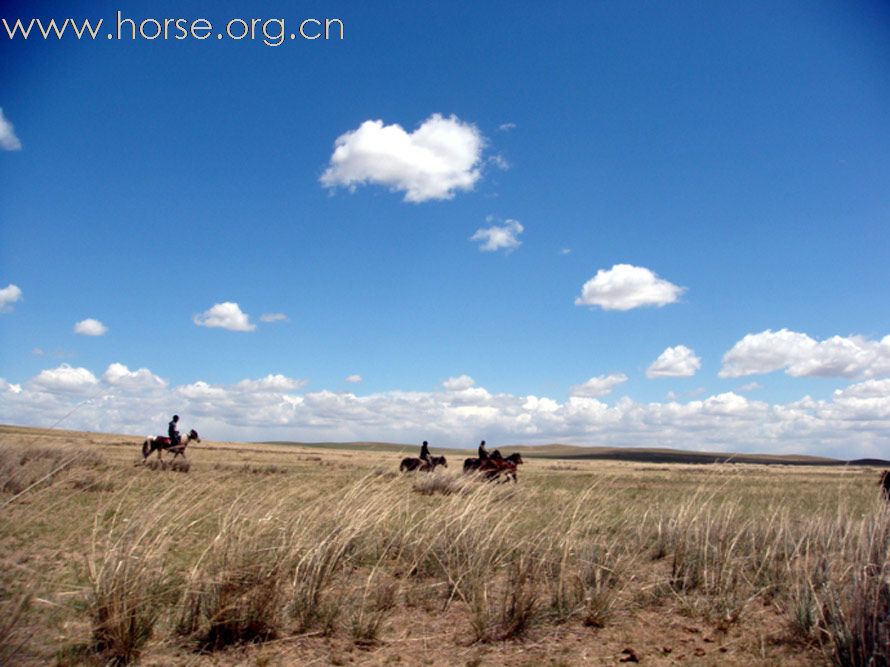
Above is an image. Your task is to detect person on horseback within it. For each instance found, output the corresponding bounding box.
[419,440,431,465]
[478,439,489,461]
[168,414,181,449]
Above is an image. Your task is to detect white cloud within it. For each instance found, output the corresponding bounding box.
[523,395,559,412]
[235,374,307,392]
[737,382,762,393]
[102,363,166,391]
[320,114,484,203]
[569,373,628,398]
[488,154,510,171]
[1,380,22,394]
[470,218,523,253]
[575,264,685,311]
[0,284,22,312]
[441,375,492,405]
[443,375,476,391]
[719,329,890,379]
[498,122,516,132]
[74,318,108,336]
[5,364,890,459]
[30,364,98,394]
[0,109,21,151]
[194,302,256,332]
[560,248,572,256]
[646,345,701,378]
[260,313,288,323]
[345,374,363,384]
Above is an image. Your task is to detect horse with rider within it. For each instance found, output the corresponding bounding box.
[400,440,448,472]
[141,414,201,463]
[463,440,524,482]
[398,438,523,482]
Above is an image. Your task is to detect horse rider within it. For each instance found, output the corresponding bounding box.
[419,440,431,466]
[478,439,490,461]
[168,414,181,449]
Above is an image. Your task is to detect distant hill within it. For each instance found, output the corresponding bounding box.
[1,424,883,468]
[257,439,890,467]
[260,440,420,454]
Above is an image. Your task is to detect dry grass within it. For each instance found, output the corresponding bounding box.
[86,487,191,663]
[1,425,887,665]
[0,593,31,665]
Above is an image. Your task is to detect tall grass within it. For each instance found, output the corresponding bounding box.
[0,593,31,665]
[86,486,191,664]
[176,494,291,648]
[7,455,886,663]
[804,500,890,666]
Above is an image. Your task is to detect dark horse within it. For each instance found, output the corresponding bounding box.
[400,455,447,472]
[142,429,200,463]
[880,470,890,501]
[463,451,524,482]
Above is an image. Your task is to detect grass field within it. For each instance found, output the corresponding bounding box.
[1,424,888,665]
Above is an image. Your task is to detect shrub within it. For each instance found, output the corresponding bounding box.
[412,470,468,496]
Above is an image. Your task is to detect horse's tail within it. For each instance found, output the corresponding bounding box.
[142,437,152,459]
[400,458,409,472]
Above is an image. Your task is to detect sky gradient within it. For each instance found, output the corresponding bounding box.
[2,1,890,458]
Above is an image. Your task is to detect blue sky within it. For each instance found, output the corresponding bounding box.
[1,1,889,457]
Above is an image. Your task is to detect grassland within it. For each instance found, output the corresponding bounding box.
[1,424,888,665]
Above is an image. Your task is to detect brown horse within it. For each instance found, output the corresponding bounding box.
[464,451,524,482]
[400,455,447,472]
[880,470,890,501]
[142,429,200,463]
[464,448,502,473]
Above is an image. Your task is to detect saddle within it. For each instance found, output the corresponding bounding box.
[156,436,184,449]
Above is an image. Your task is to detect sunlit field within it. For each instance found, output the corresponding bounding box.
[1,424,887,666]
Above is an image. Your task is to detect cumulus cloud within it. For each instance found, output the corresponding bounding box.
[646,345,701,378]
[719,329,890,379]
[0,284,22,312]
[442,374,492,405]
[345,374,363,384]
[235,374,307,392]
[74,318,108,336]
[194,302,256,332]
[0,109,21,151]
[470,218,523,253]
[575,264,685,311]
[102,363,166,390]
[569,373,628,398]
[320,114,484,203]
[4,364,890,458]
[30,364,98,394]
[260,313,288,323]
[443,375,476,391]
